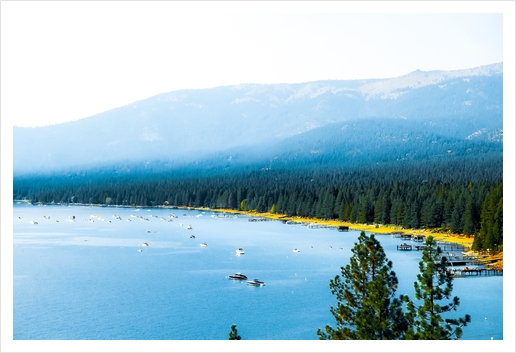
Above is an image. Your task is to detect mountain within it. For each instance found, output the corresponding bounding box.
[13,63,503,176]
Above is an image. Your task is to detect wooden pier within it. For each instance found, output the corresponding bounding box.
[447,268,503,277]
[397,243,425,251]
[397,243,412,251]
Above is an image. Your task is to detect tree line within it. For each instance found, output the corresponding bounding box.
[13,160,502,252]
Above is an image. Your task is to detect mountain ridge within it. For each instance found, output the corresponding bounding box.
[13,62,503,176]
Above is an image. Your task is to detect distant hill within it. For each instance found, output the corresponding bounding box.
[13,62,503,176]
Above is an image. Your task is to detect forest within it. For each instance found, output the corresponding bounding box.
[13,157,503,253]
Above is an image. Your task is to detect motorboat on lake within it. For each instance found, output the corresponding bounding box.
[293,248,300,253]
[190,235,196,239]
[236,248,245,255]
[200,242,208,247]
[142,242,149,247]
[228,273,248,280]
[247,279,265,286]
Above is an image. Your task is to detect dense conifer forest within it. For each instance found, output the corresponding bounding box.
[13,157,503,252]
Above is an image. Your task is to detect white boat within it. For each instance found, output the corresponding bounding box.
[247,279,265,286]
[187,225,193,230]
[137,249,142,252]
[142,242,149,247]
[200,242,208,247]
[236,248,245,255]
[293,248,300,253]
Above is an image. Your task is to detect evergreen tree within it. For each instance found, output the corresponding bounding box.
[228,324,241,340]
[473,182,503,251]
[317,231,411,340]
[462,193,476,235]
[450,194,465,233]
[410,236,471,339]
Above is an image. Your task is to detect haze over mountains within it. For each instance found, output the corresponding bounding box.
[13,63,503,176]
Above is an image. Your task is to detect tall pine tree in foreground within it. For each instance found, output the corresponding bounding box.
[409,236,471,339]
[317,231,412,340]
[318,233,471,340]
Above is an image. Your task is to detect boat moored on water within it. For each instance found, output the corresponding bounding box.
[293,248,300,253]
[142,242,149,247]
[200,242,208,247]
[247,279,265,286]
[228,273,248,280]
[236,248,245,255]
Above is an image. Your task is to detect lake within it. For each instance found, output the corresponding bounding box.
[12,203,503,341]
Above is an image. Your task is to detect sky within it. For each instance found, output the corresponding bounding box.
[0,1,510,128]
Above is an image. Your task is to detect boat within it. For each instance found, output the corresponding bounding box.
[200,242,208,247]
[236,248,245,255]
[137,249,142,252]
[293,248,300,253]
[142,242,149,247]
[228,273,248,280]
[190,235,196,239]
[187,225,193,230]
[247,279,265,286]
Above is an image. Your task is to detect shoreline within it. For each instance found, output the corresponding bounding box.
[209,208,475,246]
[207,208,503,270]
[15,201,502,269]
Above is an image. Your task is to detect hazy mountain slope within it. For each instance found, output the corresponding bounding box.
[13,63,502,175]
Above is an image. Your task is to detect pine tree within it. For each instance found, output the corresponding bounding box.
[317,231,412,340]
[473,182,503,252]
[228,324,241,340]
[410,236,471,339]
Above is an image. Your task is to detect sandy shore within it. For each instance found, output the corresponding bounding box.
[208,208,474,247]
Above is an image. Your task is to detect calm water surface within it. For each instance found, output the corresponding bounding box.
[13,203,503,340]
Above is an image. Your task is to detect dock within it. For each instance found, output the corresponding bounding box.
[447,268,503,277]
[397,243,412,251]
[396,243,425,251]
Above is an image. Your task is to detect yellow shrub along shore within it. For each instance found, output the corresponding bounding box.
[198,207,502,270]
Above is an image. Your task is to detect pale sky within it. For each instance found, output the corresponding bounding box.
[0,1,509,128]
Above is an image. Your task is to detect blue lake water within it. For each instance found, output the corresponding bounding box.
[13,203,503,340]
